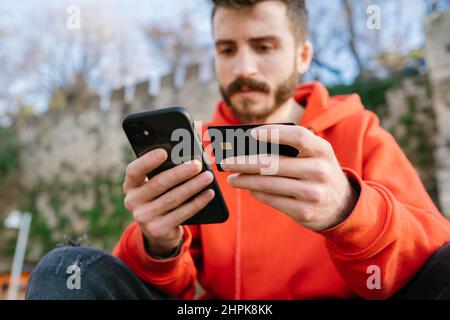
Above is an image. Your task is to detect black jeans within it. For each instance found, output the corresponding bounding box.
[25,246,170,300]
[25,243,450,300]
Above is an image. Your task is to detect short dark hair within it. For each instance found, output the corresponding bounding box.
[211,0,308,42]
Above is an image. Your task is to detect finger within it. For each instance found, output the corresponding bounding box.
[250,190,305,217]
[228,174,323,202]
[220,155,329,180]
[126,159,203,208]
[136,170,213,217]
[123,148,168,192]
[152,170,214,214]
[162,188,215,227]
[250,125,331,158]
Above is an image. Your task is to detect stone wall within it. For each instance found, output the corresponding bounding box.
[383,76,441,209]
[0,62,222,265]
[425,10,450,216]
[16,62,221,189]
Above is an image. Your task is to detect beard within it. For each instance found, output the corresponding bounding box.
[219,69,300,123]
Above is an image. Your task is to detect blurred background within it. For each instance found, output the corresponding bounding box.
[1,0,450,299]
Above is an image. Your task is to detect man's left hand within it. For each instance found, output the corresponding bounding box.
[220,124,360,232]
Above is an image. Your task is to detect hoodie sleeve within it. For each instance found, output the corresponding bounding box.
[111,124,210,300]
[319,113,450,299]
[112,223,200,299]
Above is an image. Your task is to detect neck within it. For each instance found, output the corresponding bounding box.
[265,97,304,124]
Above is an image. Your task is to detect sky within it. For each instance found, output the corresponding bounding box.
[0,0,212,115]
[0,0,430,120]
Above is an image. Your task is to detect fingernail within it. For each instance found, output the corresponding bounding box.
[191,160,202,172]
[155,148,166,159]
[205,189,215,198]
[203,171,213,182]
[189,159,201,166]
[227,174,238,184]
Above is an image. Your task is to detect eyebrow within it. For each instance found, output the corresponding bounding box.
[249,36,281,44]
[215,35,281,47]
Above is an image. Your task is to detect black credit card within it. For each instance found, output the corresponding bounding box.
[207,123,299,172]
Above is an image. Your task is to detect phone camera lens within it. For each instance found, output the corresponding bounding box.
[127,122,153,146]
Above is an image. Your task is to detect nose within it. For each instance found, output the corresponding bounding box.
[232,47,258,78]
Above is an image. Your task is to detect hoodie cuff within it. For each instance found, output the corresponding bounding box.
[122,224,193,281]
[319,168,391,257]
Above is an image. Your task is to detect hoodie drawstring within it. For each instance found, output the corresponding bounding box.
[234,188,242,300]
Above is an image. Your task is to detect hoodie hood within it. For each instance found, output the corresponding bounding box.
[210,81,365,134]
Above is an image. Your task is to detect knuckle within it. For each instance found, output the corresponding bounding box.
[171,164,190,183]
[187,194,207,214]
[195,192,209,206]
[296,134,307,148]
[314,161,329,182]
[301,210,315,222]
[185,162,200,177]
[320,141,333,158]
[125,163,138,180]
[289,184,301,198]
[162,193,176,207]
[298,126,311,136]
[152,175,167,194]
[133,207,147,225]
[175,207,190,222]
[315,169,328,183]
[308,187,323,204]
[124,195,135,211]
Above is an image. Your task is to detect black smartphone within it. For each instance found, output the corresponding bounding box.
[207,123,299,172]
[122,106,229,225]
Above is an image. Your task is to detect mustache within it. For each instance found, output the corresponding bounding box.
[226,77,271,96]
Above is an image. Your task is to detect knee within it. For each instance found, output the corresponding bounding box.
[427,243,450,267]
[26,246,114,299]
[30,246,109,278]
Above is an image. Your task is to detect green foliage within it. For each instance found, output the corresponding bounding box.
[0,126,21,182]
[328,74,404,118]
[79,175,132,251]
[21,174,132,257]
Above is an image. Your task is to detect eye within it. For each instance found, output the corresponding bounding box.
[218,47,235,56]
[256,44,273,53]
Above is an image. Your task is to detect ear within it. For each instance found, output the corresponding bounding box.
[296,40,313,75]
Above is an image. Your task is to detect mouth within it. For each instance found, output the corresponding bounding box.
[239,86,252,92]
[233,87,266,98]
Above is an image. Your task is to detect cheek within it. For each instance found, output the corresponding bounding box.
[215,58,232,87]
[260,53,295,84]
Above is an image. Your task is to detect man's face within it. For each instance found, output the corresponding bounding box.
[213,1,304,123]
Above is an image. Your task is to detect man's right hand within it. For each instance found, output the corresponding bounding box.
[123,148,215,258]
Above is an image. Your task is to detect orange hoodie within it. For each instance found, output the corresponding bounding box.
[113,81,450,299]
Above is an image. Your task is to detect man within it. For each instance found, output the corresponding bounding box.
[27,0,450,300]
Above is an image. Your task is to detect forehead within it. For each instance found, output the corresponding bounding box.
[213,1,291,41]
